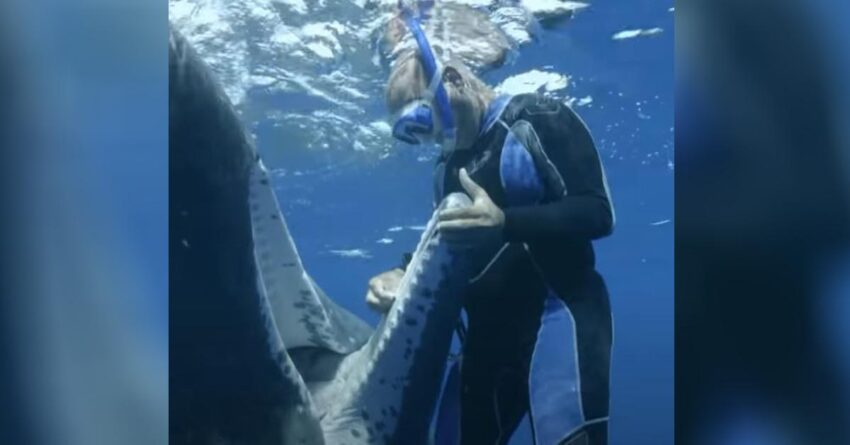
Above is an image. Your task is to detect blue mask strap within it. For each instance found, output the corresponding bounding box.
[400,9,457,148]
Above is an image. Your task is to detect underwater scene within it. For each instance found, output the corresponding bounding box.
[170,0,673,443]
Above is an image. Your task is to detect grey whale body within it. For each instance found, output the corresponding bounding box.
[168,28,493,444]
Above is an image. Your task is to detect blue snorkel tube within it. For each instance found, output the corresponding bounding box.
[394,7,458,151]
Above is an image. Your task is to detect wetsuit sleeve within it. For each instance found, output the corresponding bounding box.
[502,102,614,243]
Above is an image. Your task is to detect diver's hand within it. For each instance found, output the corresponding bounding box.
[365,268,404,314]
[437,168,505,244]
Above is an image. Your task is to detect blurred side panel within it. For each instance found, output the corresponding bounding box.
[676,0,850,444]
[0,1,168,445]
[0,3,36,443]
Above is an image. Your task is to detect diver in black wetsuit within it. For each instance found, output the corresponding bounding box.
[442,93,614,445]
[367,8,614,445]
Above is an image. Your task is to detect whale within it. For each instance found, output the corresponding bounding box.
[168,27,495,444]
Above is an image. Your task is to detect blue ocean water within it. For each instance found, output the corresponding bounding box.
[254,1,674,443]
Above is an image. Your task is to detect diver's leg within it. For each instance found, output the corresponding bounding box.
[458,347,501,445]
[491,361,535,444]
[560,270,613,445]
[460,289,546,444]
[460,344,537,445]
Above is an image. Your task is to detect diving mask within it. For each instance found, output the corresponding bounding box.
[391,10,457,150]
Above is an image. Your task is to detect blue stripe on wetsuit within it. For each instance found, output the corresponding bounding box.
[529,293,584,444]
[500,126,545,207]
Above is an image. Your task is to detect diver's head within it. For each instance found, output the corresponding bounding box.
[386,52,493,152]
[385,7,495,153]
[442,61,495,150]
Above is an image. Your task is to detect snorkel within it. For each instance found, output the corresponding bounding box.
[392,7,458,152]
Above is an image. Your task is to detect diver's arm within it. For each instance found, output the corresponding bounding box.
[503,195,612,242]
[502,106,614,243]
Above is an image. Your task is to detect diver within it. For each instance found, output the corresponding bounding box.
[366,5,615,445]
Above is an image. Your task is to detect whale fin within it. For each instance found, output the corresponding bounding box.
[169,27,324,444]
[249,160,372,355]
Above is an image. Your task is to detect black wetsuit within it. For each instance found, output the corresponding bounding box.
[407,93,614,444]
